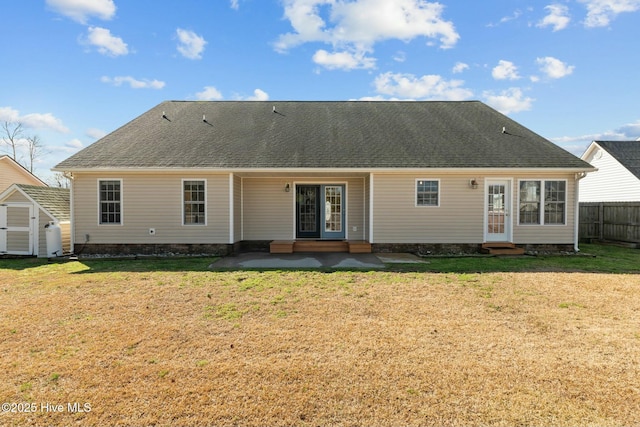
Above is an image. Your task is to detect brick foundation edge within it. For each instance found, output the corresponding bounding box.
[78,243,234,257]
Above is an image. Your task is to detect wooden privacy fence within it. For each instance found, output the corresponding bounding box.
[579,202,640,243]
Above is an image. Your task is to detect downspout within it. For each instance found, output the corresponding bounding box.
[63,172,75,255]
[574,172,587,252]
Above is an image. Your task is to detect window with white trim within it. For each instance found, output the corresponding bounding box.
[416,179,439,207]
[183,180,206,225]
[518,180,566,225]
[99,180,122,224]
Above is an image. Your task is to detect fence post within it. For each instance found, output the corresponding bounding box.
[598,202,604,241]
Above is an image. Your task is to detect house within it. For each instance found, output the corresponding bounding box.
[0,184,70,257]
[579,140,640,202]
[0,155,47,193]
[53,101,594,256]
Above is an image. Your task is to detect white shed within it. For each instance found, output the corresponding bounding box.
[0,184,70,257]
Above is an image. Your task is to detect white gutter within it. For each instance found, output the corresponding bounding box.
[52,166,597,174]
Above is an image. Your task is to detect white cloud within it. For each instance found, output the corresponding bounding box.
[312,49,376,70]
[0,107,69,133]
[537,4,571,31]
[0,107,20,122]
[579,0,640,27]
[483,88,534,115]
[86,128,107,139]
[492,60,520,80]
[275,0,459,69]
[101,76,165,89]
[536,56,575,79]
[393,51,407,63]
[85,26,128,56]
[452,62,469,74]
[195,86,224,101]
[373,72,473,100]
[245,89,270,101]
[176,28,207,60]
[487,9,523,27]
[555,119,640,144]
[65,139,84,149]
[21,113,70,133]
[46,0,116,24]
[230,0,240,9]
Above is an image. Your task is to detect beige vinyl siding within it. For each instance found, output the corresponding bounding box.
[72,173,230,244]
[364,175,370,241]
[233,174,242,243]
[372,172,578,245]
[242,177,365,241]
[60,222,71,253]
[243,177,293,240]
[580,147,640,202]
[373,174,484,243]
[0,157,44,193]
[347,178,365,240]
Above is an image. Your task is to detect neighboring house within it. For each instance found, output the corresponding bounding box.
[580,140,640,202]
[0,155,47,193]
[53,101,594,256]
[0,184,70,257]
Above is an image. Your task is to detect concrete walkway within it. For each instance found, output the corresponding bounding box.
[210,252,427,269]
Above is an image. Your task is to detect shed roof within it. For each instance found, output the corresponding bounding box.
[55,101,592,171]
[15,184,70,222]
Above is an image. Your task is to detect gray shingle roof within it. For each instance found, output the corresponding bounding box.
[17,184,70,222]
[55,101,592,170]
[595,140,640,179]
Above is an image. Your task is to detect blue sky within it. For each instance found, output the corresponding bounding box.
[2,0,639,182]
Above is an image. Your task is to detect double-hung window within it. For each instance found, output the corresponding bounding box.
[518,180,566,225]
[416,179,440,207]
[183,180,206,225]
[99,180,122,225]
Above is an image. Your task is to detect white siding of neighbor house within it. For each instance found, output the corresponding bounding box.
[242,176,366,241]
[372,173,578,245]
[72,172,230,245]
[580,146,640,202]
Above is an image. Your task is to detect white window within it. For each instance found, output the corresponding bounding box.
[98,180,122,225]
[518,180,566,225]
[416,179,440,207]
[183,180,206,225]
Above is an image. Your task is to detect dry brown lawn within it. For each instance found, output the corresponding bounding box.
[1,261,639,426]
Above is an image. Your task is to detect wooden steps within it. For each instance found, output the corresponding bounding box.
[269,240,372,254]
[481,242,525,255]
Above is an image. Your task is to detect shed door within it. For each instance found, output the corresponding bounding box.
[0,203,34,255]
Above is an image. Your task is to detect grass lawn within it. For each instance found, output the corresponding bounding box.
[0,244,639,426]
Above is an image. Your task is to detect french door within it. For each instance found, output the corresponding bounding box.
[296,184,345,239]
[485,180,512,242]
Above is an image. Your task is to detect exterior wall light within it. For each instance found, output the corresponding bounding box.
[469,179,478,189]
[285,183,291,192]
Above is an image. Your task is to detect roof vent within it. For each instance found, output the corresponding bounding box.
[162,111,170,121]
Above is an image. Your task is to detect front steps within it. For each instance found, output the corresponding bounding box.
[270,240,372,254]
[481,242,525,255]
